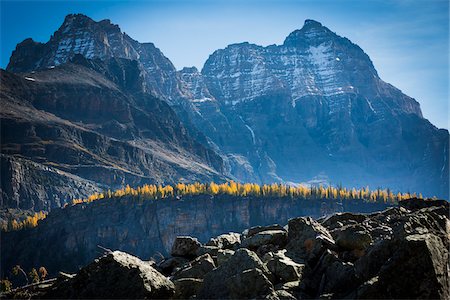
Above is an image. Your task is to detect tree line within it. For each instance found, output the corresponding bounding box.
[3,181,425,232]
[73,181,422,205]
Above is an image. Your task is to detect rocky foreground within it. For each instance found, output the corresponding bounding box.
[3,199,449,299]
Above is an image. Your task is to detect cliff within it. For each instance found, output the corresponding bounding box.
[1,195,390,276]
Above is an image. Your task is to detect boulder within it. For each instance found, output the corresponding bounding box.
[321,260,358,297]
[241,230,288,250]
[335,225,372,251]
[206,232,241,249]
[265,289,297,300]
[227,268,274,299]
[257,243,283,258]
[171,236,201,258]
[321,212,367,230]
[375,234,449,299]
[286,217,334,264]
[172,253,216,280]
[266,250,305,283]
[245,224,285,237]
[44,251,174,299]
[198,248,271,298]
[173,278,203,299]
[391,207,449,239]
[195,245,220,257]
[158,256,190,276]
[274,280,301,294]
[399,198,449,211]
[355,231,449,299]
[354,239,397,281]
[369,225,393,242]
[217,249,235,266]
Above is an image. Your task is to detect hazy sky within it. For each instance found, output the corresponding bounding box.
[1,0,448,129]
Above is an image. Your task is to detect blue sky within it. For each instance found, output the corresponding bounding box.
[1,0,448,129]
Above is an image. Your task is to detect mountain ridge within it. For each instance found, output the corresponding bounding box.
[3,14,449,203]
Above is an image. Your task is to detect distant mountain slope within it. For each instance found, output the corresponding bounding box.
[193,20,449,198]
[5,14,449,199]
[0,57,225,211]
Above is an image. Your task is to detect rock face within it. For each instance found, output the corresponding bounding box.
[4,14,449,201]
[1,195,390,278]
[171,236,202,258]
[4,198,448,299]
[45,251,175,299]
[1,56,224,211]
[197,20,449,198]
[198,248,274,298]
[7,14,186,105]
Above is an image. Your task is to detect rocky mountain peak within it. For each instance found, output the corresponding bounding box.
[60,13,95,27]
[304,19,323,27]
[283,19,335,47]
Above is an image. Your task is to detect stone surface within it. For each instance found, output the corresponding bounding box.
[198,248,271,298]
[286,217,335,264]
[335,225,373,251]
[227,268,274,299]
[217,249,235,266]
[195,245,220,257]
[158,256,190,276]
[173,278,203,299]
[171,236,201,258]
[241,230,288,250]
[1,195,390,278]
[245,224,285,237]
[266,250,305,283]
[206,232,241,249]
[172,253,216,280]
[0,58,224,212]
[4,200,449,299]
[44,251,175,299]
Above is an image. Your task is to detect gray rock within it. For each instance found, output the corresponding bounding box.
[245,224,285,237]
[195,245,220,257]
[399,198,450,211]
[286,217,334,263]
[321,261,358,296]
[265,289,297,300]
[44,251,174,299]
[198,248,271,298]
[275,280,301,294]
[242,230,288,250]
[206,232,241,249]
[158,256,190,276]
[217,249,235,266]
[321,212,367,230]
[335,225,372,250]
[171,236,201,258]
[172,253,216,280]
[173,278,203,299]
[227,268,275,299]
[374,233,449,299]
[266,250,305,283]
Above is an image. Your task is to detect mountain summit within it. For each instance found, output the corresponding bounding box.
[3,14,449,209]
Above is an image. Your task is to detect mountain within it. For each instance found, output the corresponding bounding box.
[193,20,449,197]
[0,55,224,211]
[4,14,449,202]
[7,14,187,104]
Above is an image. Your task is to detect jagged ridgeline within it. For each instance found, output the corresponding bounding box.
[1,14,448,215]
[3,181,425,232]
